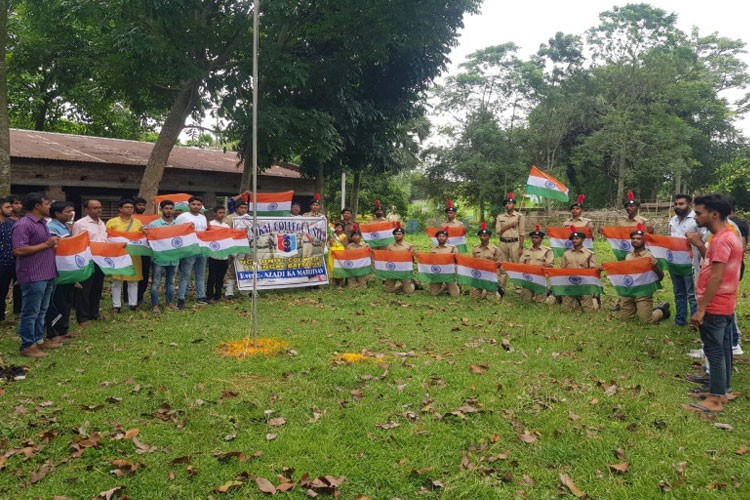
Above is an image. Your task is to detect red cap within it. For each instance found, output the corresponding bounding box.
[535,224,540,231]
[396,221,401,229]
[447,199,454,208]
[628,191,634,202]
[314,193,321,202]
[480,222,487,231]
[636,222,644,232]
[570,225,577,233]
[577,194,585,205]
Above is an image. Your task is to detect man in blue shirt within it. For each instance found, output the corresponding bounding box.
[145,200,178,312]
[0,197,16,322]
[45,201,76,341]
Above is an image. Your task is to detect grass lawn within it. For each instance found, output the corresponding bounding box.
[1,238,749,499]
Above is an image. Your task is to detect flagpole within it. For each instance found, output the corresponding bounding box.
[251,0,260,349]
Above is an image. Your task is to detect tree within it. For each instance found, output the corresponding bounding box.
[0,0,10,195]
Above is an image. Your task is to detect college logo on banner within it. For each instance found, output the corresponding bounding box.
[277,234,297,252]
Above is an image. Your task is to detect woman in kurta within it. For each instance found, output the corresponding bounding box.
[105,199,143,311]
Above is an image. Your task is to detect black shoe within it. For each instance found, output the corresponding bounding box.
[113,307,121,314]
[10,365,28,381]
[611,303,621,312]
[497,286,505,298]
[177,300,185,310]
[655,302,671,320]
[686,374,709,384]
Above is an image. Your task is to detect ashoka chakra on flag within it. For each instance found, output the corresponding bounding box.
[386,261,397,271]
[431,265,442,273]
[343,260,354,269]
[103,257,115,268]
[172,237,183,248]
[74,255,86,268]
[568,276,582,285]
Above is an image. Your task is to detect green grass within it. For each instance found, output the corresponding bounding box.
[1,237,749,499]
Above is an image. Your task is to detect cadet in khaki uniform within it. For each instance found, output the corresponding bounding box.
[495,193,524,287]
[345,224,369,288]
[338,207,357,240]
[373,200,388,222]
[520,225,556,304]
[428,228,460,297]
[471,222,502,300]
[383,224,415,294]
[618,192,653,232]
[303,193,323,217]
[618,225,671,323]
[562,194,594,235]
[444,200,464,228]
[560,227,598,312]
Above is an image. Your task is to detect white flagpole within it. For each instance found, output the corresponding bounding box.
[251,0,260,348]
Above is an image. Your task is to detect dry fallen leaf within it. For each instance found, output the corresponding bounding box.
[559,473,586,498]
[256,476,277,494]
[95,486,126,499]
[608,462,630,474]
[518,432,538,444]
[214,480,245,493]
[268,417,287,427]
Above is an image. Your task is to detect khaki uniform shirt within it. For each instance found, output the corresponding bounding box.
[562,216,593,229]
[495,211,525,240]
[386,241,413,253]
[521,245,554,266]
[625,247,654,261]
[373,216,388,222]
[561,247,596,269]
[443,219,464,229]
[303,211,322,217]
[431,244,457,254]
[472,243,501,261]
[346,241,368,250]
[617,214,649,227]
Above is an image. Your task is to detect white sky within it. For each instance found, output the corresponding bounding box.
[441,0,750,134]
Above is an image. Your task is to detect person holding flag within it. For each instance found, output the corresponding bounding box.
[44,201,76,342]
[563,194,595,235]
[519,225,555,304]
[443,200,464,229]
[383,223,415,294]
[105,199,144,312]
[470,222,502,300]
[495,192,524,287]
[604,225,670,324]
[618,192,652,231]
[327,222,348,288]
[559,226,598,312]
[145,200,178,312]
[338,207,357,240]
[427,228,459,297]
[344,224,369,288]
[373,200,388,222]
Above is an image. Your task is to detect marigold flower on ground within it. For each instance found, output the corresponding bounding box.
[217,337,289,358]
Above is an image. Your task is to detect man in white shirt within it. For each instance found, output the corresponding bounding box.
[668,194,701,327]
[72,199,107,325]
[175,196,208,309]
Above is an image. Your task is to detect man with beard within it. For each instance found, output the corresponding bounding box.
[133,197,151,306]
[668,194,702,327]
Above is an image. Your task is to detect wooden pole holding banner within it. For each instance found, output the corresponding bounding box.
[341,172,346,211]
[250,0,259,349]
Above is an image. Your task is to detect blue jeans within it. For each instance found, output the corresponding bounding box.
[178,255,206,301]
[730,312,741,347]
[700,313,733,396]
[151,264,177,306]
[18,280,55,350]
[671,273,697,326]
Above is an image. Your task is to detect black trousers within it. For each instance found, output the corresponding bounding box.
[74,266,104,323]
[207,258,229,300]
[137,255,152,304]
[46,283,75,338]
[0,263,13,320]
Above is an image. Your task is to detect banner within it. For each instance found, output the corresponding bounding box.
[232,216,329,289]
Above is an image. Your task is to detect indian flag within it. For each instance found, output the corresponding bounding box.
[416,253,457,283]
[501,262,548,295]
[601,226,635,261]
[456,254,498,291]
[145,224,201,265]
[547,226,594,257]
[602,257,662,298]
[645,233,693,276]
[197,227,251,259]
[526,165,569,202]
[546,268,602,296]
[133,214,160,226]
[153,193,192,212]
[54,232,94,285]
[425,226,467,253]
[360,221,396,248]
[248,191,294,216]
[89,242,135,277]
[372,249,414,280]
[332,247,372,278]
[107,230,152,256]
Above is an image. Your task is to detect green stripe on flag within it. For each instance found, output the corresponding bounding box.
[611,249,629,261]
[526,185,569,202]
[550,284,601,296]
[612,282,662,298]
[153,244,201,266]
[125,245,153,257]
[457,274,497,291]
[456,243,468,254]
[551,246,566,258]
[55,262,94,285]
[656,259,693,277]
[509,278,547,295]
[418,272,454,283]
[99,265,136,277]
[366,237,395,248]
[333,266,371,279]
[374,269,412,280]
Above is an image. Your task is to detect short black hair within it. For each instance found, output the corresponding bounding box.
[83,199,100,209]
[118,198,136,208]
[694,193,732,220]
[50,201,74,218]
[9,194,22,203]
[133,197,147,205]
[22,192,48,212]
[213,205,226,213]
[159,200,174,209]
[0,196,11,205]
[341,207,352,214]
[188,196,203,204]
[673,193,692,203]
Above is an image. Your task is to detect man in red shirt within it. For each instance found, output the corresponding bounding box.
[684,194,743,413]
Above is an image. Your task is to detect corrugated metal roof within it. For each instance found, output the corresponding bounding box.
[9,128,302,179]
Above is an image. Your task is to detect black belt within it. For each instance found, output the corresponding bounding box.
[500,237,519,243]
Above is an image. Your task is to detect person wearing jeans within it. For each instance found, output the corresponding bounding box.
[668,194,702,326]
[175,196,208,309]
[11,193,60,358]
[670,273,698,327]
[146,200,178,312]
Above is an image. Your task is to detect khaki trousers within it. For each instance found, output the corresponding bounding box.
[384,278,415,294]
[428,282,460,297]
[561,295,596,312]
[619,296,664,324]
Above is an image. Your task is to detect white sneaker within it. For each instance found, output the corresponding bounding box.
[687,348,705,359]
[733,345,744,356]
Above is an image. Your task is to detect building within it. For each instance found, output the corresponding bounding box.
[9,129,315,217]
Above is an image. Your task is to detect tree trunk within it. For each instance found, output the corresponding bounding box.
[314,163,325,201]
[0,0,11,196]
[615,148,626,207]
[479,199,484,224]
[240,139,252,192]
[137,80,201,212]
[349,171,361,217]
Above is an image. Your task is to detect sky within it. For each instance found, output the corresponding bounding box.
[439,0,750,133]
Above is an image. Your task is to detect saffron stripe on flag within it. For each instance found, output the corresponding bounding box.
[415,253,456,283]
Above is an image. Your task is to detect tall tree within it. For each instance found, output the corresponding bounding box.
[0,0,10,195]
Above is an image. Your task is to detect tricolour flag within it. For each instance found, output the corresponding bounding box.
[133,214,160,226]
[601,226,635,261]
[547,226,594,257]
[645,233,693,276]
[425,226,467,253]
[416,253,457,283]
[332,247,372,278]
[601,257,662,298]
[372,249,413,280]
[456,254,498,291]
[153,193,192,212]
[196,228,251,259]
[89,242,135,276]
[359,221,396,248]
[54,232,94,285]
[107,230,152,256]
[248,191,294,216]
[145,224,201,265]
[526,165,569,202]
[501,262,548,295]
[546,268,602,296]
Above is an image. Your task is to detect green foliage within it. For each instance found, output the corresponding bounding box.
[711,152,750,209]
